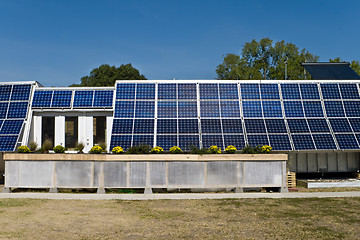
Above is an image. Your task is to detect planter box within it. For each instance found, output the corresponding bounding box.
[2,153,288,193]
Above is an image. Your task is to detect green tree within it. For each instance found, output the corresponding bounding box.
[70,64,147,87]
[329,57,360,76]
[216,38,319,80]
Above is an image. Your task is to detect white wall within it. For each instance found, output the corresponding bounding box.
[54,116,65,147]
[78,116,93,153]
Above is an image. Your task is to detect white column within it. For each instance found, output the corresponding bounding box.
[106,116,113,152]
[54,116,65,147]
[32,116,42,147]
[78,116,93,153]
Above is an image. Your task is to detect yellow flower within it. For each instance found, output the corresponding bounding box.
[112,146,124,154]
[225,145,237,154]
[169,146,182,154]
[151,146,164,154]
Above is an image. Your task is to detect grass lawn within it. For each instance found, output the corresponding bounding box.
[0,197,359,239]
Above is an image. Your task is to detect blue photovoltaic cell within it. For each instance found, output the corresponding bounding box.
[220,101,240,118]
[335,134,359,149]
[307,119,330,132]
[178,101,197,118]
[224,135,245,149]
[10,85,31,101]
[73,91,93,107]
[349,118,360,132]
[292,134,315,150]
[343,101,360,117]
[136,84,155,99]
[262,101,282,117]
[112,119,133,134]
[339,83,360,99]
[200,101,220,118]
[329,118,352,133]
[179,135,199,149]
[116,83,135,100]
[303,101,324,117]
[178,119,198,133]
[222,119,243,134]
[158,83,176,100]
[287,119,309,133]
[0,120,23,134]
[0,103,8,119]
[313,134,337,150]
[202,135,224,149]
[219,83,238,99]
[135,101,155,118]
[158,101,177,118]
[268,135,292,150]
[244,119,266,133]
[51,91,72,108]
[0,135,18,151]
[0,85,12,101]
[32,91,52,108]
[247,135,269,146]
[324,101,345,117]
[321,84,341,99]
[283,101,304,117]
[114,101,134,118]
[265,119,287,133]
[157,119,177,134]
[281,84,300,99]
[242,101,262,118]
[199,83,219,99]
[240,84,260,99]
[260,84,279,99]
[7,102,28,119]
[201,119,222,134]
[93,90,113,107]
[133,119,154,134]
[178,84,197,99]
[300,84,320,99]
[156,135,177,150]
[110,135,132,150]
[132,135,154,146]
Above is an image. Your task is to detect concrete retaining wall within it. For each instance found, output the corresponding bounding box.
[2,153,288,193]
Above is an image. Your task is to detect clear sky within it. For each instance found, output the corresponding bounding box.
[0,0,359,86]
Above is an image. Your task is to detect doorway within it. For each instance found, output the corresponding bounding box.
[93,116,106,145]
[65,117,78,149]
[42,117,55,147]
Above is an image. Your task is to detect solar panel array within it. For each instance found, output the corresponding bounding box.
[110,81,360,151]
[32,89,113,108]
[0,84,32,151]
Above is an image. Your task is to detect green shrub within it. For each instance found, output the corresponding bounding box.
[98,142,107,152]
[225,145,237,154]
[112,146,124,154]
[151,146,163,154]
[17,146,30,153]
[90,145,103,154]
[126,144,150,154]
[188,145,209,154]
[169,146,182,154]
[42,139,53,153]
[53,145,65,153]
[208,145,221,154]
[75,142,85,153]
[29,141,38,152]
[241,145,262,154]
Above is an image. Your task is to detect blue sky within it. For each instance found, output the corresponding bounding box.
[0,0,359,86]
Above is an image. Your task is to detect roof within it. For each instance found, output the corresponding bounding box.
[301,62,360,80]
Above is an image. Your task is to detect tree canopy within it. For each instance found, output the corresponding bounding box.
[216,38,319,80]
[70,64,147,87]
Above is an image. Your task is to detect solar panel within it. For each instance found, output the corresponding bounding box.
[93,90,113,108]
[32,91,52,108]
[219,83,238,99]
[135,101,155,118]
[287,119,309,133]
[265,119,287,133]
[0,103,8,119]
[224,135,245,149]
[302,63,360,80]
[292,134,315,150]
[73,91,93,107]
[329,118,352,133]
[132,135,154,146]
[51,91,72,108]
[244,119,266,133]
[313,134,337,149]
[158,101,177,118]
[242,101,262,118]
[116,83,135,100]
[202,135,224,149]
[178,119,198,133]
[178,101,197,118]
[110,135,132,150]
[307,119,330,133]
[11,85,31,101]
[136,84,155,99]
[156,135,177,150]
[335,134,359,149]
[114,101,134,118]
[178,84,197,99]
[199,83,219,99]
[112,119,133,134]
[157,119,177,134]
[283,101,304,117]
[339,83,360,99]
[133,119,154,134]
[220,101,240,117]
[179,135,199,149]
[262,101,283,117]
[200,101,220,118]
[300,84,320,99]
[158,83,176,100]
[201,119,222,133]
[0,85,12,101]
[303,101,324,117]
[0,135,18,151]
[324,101,345,117]
[268,135,292,150]
[0,120,23,134]
[222,119,243,134]
[321,84,341,99]
[343,101,360,117]
[7,102,28,119]
[260,84,279,99]
[349,118,360,132]
[241,84,260,99]
[281,84,300,99]
[247,134,269,147]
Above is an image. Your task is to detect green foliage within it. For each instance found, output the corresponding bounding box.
[42,139,53,153]
[225,145,237,154]
[126,144,151,154]
[98,142,107,152]
[169,146,182,154]
[75,142,85,153]
[17,146,30,153]
[188,145,209,154]
[151,146,164,154]
[112,146,124,154]
[53,145,65,153]
[90,145,103,154]
[216,38,319,80]
[28,141,38,152]
[71,64,147,87]
[208,145,221,154]
[241,145,263,154]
